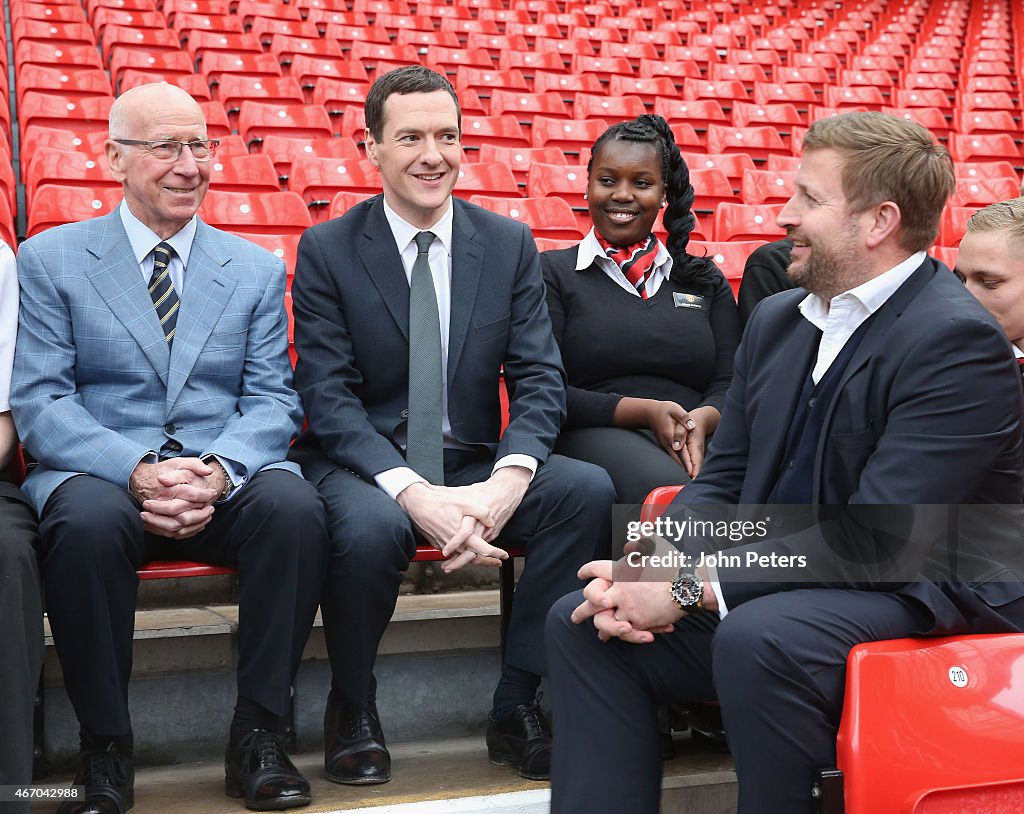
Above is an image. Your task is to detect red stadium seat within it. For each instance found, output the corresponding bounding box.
[261,133,359,181]
[15,66,112,107]
[489,90,571,123]
[460,114,529,151]
[824,85,886,111]
[208,153,281,194]
[653,98,729,142]
[199,51,283,86]
[289,54,368,91]
[950,177,1021,207]
[938,206,980,247]
[949,133,1021,164]
[573,93,646,121]
[829,635,1024,814]
[689,239,767,297]
[327,190,376,220]
[102,26,182,68]
[310,78,371,116]
[689,168,742,215]
[478,144,566,186]
[882,107,951,142]
[956,109,1018,137]
[766,155,802,172]
[681,152,755,188]
[24,146,119,210]
[607,76,678,106]
[26,184,123,238]
[741,169,798,205]
[731,101,803,129]
[15,41,104,71]
[186,31,263,66]
[287,156,381,220]
[533,71,606,99]
[429,46,499,74]
[250,17,320,45]
[172,12,244,40]
[953,161,1018,182]
[237,233,302,277]
[452,162,521,201]
[713,202,785,242]
[706,124,788,162]
[467,195,584,241]
[454,67,529,98]
[216,75,305,116]
[18,92,113,139]
[498,50,568,74]
[526,162,589,230]
[238,101,333,149]
[570,54,635,83]
[530,116,608,155]
[199,101,232,139]
[108,50,196,91]
[638,57,702,82]
[198,190,312,235]
[682,77,750,107]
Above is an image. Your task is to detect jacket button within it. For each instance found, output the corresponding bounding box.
[164,423,176,434]
[400,409,409,419]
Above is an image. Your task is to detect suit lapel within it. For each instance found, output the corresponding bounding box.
[166,221,237,408]
[447,201,484,381]
[85,212,171,386]
[812,258,936,496]
[358,198,412,341]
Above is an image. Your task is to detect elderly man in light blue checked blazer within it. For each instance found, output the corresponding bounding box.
[10,83,327,814]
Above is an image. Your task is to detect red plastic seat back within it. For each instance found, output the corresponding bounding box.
[838,634,1024,813]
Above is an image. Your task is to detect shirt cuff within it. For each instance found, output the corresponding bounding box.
[705,563,730,620]
[375,466,427,500]
[492,454,537,480]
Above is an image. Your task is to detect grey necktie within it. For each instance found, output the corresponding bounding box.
[149,241,179,346]
[406,231,445,485]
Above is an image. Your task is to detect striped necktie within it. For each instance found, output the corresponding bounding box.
[149,241,179,346]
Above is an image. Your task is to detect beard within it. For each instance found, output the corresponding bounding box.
[785,220,863,301]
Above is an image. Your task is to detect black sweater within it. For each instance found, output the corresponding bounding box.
[541,246,742,430]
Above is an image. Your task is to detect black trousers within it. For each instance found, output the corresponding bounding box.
[39,470,327,739]
[316,452,615,708]
[546,587,947,814]
[0,483,42,814]
[554,427,691,505]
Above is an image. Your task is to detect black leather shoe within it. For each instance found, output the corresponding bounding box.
[323,692,391,785]
[57,744,134,814]
[224,729,312,811]
[486,704,552,780]
[685,704,731,754]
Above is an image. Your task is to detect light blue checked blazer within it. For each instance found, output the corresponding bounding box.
[10,208,302,514]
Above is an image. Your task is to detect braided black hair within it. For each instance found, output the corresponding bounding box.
[588,114,720,291]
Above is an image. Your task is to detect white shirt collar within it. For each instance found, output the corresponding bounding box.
[574,227,672,273]
[119,200,197,268]
[382,195,454,257]
[798,251,927,330]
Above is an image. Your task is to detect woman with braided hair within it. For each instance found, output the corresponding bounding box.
[541,114,741,503]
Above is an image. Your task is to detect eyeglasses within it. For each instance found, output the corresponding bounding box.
[114,139,220,162]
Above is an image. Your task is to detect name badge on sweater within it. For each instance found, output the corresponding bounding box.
[673,292,706,309]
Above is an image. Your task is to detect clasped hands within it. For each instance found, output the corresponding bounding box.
[397,466,531,573]
[570,536,692,645]
[129,457,226,539]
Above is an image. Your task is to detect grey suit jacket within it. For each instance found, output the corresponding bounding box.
[11,208,302,514]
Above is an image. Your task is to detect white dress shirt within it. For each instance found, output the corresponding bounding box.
[374,197,538,499]
[0,242,17,412]
[119,202,244,495]
[708,251,928,619]
[575,228,673,297]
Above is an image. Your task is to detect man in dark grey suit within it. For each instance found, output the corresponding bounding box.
[546,112,1024,813]
[290,66,614,786]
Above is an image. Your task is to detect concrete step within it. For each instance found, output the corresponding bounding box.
[41,591,506,768]
[30,733,738,814]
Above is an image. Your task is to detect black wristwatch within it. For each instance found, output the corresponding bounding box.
[670,568,704,611]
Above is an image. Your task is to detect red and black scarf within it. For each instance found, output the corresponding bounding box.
[595,232,659,298]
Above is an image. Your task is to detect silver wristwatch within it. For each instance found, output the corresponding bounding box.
[670,568,704,611]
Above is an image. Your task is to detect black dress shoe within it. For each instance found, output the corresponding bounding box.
[323,692,391,785]
[685,704,731,754]
[224,729,312,811]
[57,744,134,814]
[486,704,552,780]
